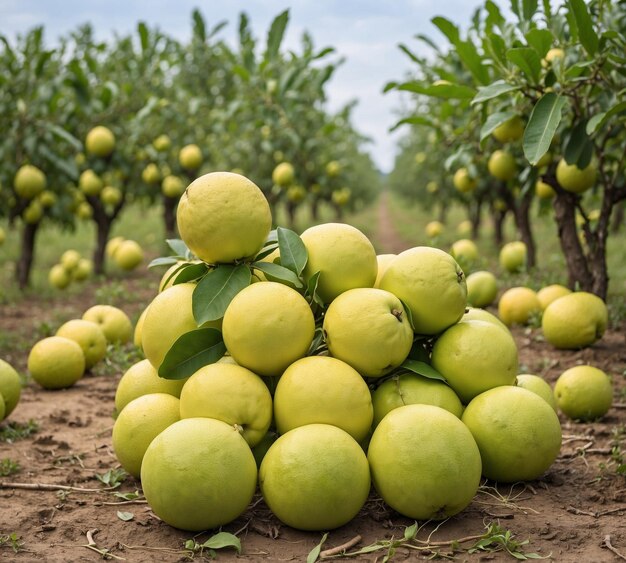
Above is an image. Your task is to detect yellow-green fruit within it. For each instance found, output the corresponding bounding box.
[323,288,413,378]
[457,220,472,236]
[535,180,556,199]
[453,168,477,193]
[176,172,272,264]
[372,374,463,427]
[112,393,181,478]
[536,152,553,168]
[60,249,81,272]
[76,202,93,219]
[115,358,186,413]
[300,223,377,304]
[426,181,439,193]
[0,359,22,418]
[161,175,185,198]
[498,286,541,326]
[79,170,103,196]
[463,386,562,482]
[461,307,509,331]
[374,254,396,288]
[556,159,597,194]
[368,404,481,520]
[27,336,85,389]
[106,236,125,258]
[431,319,518,404]
[142,163,161,185]
[141,418,257,531]
[0,398,5,421]
[180,363,272,447]
[0,227,5,245]
[56,319,107,370]
[544,48,565,64]
[425,221,443,238]
[86,126,115,158]
[114,240,144,271]
[222,282,315,377]
[450,239,478,271]
[325,160,341,177]
[414,152,427,164]
[499,241,527,273]
[541,291,608,349]
[272,162,295,186]
[331,187,351,206]
[153,134,171,152]
[259,424,370,531]
[23,201,43,224]
[516,374,557,412]
[554,365,613,421]
[286,185,306,203]
[14,165,46,199]
[38,190,57,208]
[83,305,132,344]
[133,307,149,349]
[488,150,517,182]
[142,283,199,371]
[158,262,184,292]
[72,258,92,282]
[178,144,202,170]
[48,264,71,289]
[100,186,122,206]
[537,284,571,311]
[273,356,373,443]
[466,271,498,308]
[379,246,467,335]
[492,116,525,143]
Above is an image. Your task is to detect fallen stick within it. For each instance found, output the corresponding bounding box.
[0,481,115,493]
[320,535,362,558]
[603,535,626,561]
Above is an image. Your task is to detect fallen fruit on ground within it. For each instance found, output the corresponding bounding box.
[27,336,85,389]
[516,374,558,412]
[466,270,498,308]
[259,423,370,531]
[0,359,22,418]
[554,365,613,421]
[368,404,481,520]
[83,305,133,344]
[498,286,541,326]
[56,319,107,370]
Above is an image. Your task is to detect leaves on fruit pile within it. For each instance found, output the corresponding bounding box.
[277,226,307,276]
[192,265,251,324]
[400,359,446,382]
[252,261,303,289]
[159,328,226,380]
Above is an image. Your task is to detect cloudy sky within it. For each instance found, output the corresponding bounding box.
[1,0,498,172]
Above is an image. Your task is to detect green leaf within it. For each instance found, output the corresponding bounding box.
[525,28,553,58]
[480,111,517,144]
[45,124,82,151]
[456,40,490,85]
[148,256,178,269]
[431,16,460,44]
[472,80,521,105]
[389,116,436,133]
[397,81,476,100]
[192,9,206,42]
[192,265,251,325]
[158,328,226,380]
[586,101,626,135]
[398,43,423,65]
[201,532,241,554]
[254,243,279,261]
[306,532,329,563]
[252,261,303,289]
[308,327,325,356]
[564,120,593,168]
[486,33,508,66]
[117,511,134,522]
[522,0,538,21]
[568,0,598,55]
[265,10,289,61]
[137,22,149,52]
[523,93,567,165]
[506,47,541,82]
[166,239,190,258]
[401,359,446,382]
[38,145,79,181]
[404,522,418,540]
[277,227,307,276]
[172,262,209,285]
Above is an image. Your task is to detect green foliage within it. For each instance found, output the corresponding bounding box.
[0,458,20,477]
[0,419,39,443]
[95,468,128,489]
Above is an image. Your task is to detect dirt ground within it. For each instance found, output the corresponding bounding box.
[1,197,625,561]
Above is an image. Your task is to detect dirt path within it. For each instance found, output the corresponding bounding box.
[374,190,416,254]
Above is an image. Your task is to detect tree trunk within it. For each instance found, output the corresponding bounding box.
[286,201,297,230]
[16,221,39,289]
[438,203,448,224]
[310,197,320,223]
[334,204,344,221]
[88,195,125,275]
[493,209,506,247]
[163,196,177,239]
[470,196,483,239]
[552,190,592,292]
[513,189,536,268]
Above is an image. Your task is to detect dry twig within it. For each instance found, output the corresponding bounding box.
[603,535,626,561]
[320,535,362,558]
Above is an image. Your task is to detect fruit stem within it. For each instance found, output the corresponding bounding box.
[391,309,403,322]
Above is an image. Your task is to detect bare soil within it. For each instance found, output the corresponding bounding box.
[1,200,625,562]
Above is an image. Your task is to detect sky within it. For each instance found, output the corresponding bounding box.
[0,0,497,172]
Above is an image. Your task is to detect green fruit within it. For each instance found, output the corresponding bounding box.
[86,126,115,157]
[14,165,46,199]
[0,359,22,418]
[556,159,597,194]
